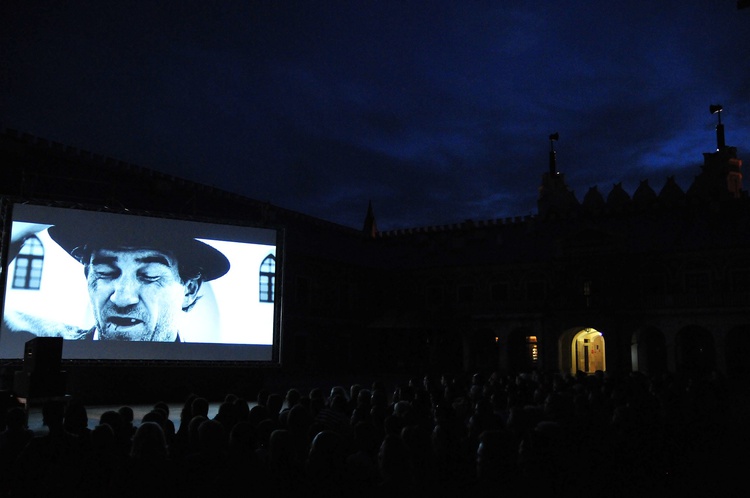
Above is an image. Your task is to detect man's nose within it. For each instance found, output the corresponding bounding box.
[109,275,140,307]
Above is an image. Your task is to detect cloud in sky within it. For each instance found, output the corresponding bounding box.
[2,1,749,229]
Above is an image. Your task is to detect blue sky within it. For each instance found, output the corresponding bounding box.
[2,1,749,229]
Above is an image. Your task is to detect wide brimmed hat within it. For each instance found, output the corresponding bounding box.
[47,222,230,281]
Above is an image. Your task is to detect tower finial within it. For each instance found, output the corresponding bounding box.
[710,104,725,151]
[548,132,559,175]
[363,200,378,238]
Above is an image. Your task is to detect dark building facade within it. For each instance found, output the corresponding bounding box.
[1,122,748,394]
[365,122,749,379]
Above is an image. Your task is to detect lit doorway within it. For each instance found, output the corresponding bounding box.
[507,328,540,373]
[570,328,606,375]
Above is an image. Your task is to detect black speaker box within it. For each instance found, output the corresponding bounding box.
[23,337,63,374]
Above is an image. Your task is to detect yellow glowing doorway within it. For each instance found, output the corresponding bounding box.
[570,328,606,375]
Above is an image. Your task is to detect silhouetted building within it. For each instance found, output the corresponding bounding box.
[0,116,748,394]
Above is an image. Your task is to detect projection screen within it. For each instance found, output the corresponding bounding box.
[0,203,282,363]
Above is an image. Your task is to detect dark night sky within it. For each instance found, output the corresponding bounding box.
[2,1,749,230]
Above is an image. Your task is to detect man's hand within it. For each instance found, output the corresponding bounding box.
[4,310,89,339]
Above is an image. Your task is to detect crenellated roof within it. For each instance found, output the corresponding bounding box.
[582,186,606,212]
[633,180,657,207]
[606,183,631,210]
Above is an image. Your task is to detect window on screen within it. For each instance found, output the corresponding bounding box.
[13,236,44,290]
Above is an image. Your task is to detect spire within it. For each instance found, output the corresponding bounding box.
[548,132,559,175]
[363,200,378,238]
[711,104,725,151]
[688,105,743,200]
[538,132,578,218]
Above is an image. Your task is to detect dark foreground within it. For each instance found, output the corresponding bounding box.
[1,369,747,497]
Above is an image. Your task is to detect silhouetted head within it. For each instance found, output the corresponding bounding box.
[285,388,302,408]
[118,405,134,425]
[131,421,168,460]
[63,398,88,433]
[378,434,412,484]
[191,397,209,418]
[42,400,65,429]
[197,419,227,455]
[99,410,124,436]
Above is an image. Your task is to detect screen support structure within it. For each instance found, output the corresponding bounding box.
[0,198,12,325]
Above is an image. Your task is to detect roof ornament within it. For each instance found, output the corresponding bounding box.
[548,132,559,176]
[710,104,725,151]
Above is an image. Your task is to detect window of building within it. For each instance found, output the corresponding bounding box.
[12,236,44,290]
[259,254,276,303]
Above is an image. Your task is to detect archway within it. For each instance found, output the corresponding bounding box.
[571,328,606,375]
[559,327,606,375]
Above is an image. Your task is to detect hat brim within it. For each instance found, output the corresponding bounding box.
[47,223,230,282]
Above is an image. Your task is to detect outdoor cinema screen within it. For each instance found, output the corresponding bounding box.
[0,203,281,363]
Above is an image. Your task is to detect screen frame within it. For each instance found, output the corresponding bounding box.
[0,198,284,367]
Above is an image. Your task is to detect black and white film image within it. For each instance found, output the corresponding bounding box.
[0,204,278,362]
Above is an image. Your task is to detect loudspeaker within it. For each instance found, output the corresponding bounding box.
[22,337,63,374]
[14,337,66,399]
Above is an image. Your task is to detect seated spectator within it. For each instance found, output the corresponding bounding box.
[268,429,304,495]
[346,420,379,490]
[0,406,34,495]
[15,400,83,496]
[99,409,131,457]
[118,405,136,438]
[63,398,92,446]
[115,421,176,497]
[473,429,521,495]
[153,401,176,444]
[315,394,354,447]
[377,434,413,494]
[307,430,348,497]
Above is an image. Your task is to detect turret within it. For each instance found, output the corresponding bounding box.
[538,132,579,218]
[687,105,743,200]
[363,200,378,238]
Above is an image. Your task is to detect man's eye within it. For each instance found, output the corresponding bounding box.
[95,270,118,279]
[140,275,161,283]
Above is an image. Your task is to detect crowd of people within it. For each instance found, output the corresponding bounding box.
[0,368,746,497]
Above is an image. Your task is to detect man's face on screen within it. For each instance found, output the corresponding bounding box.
[85,248,189,341]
